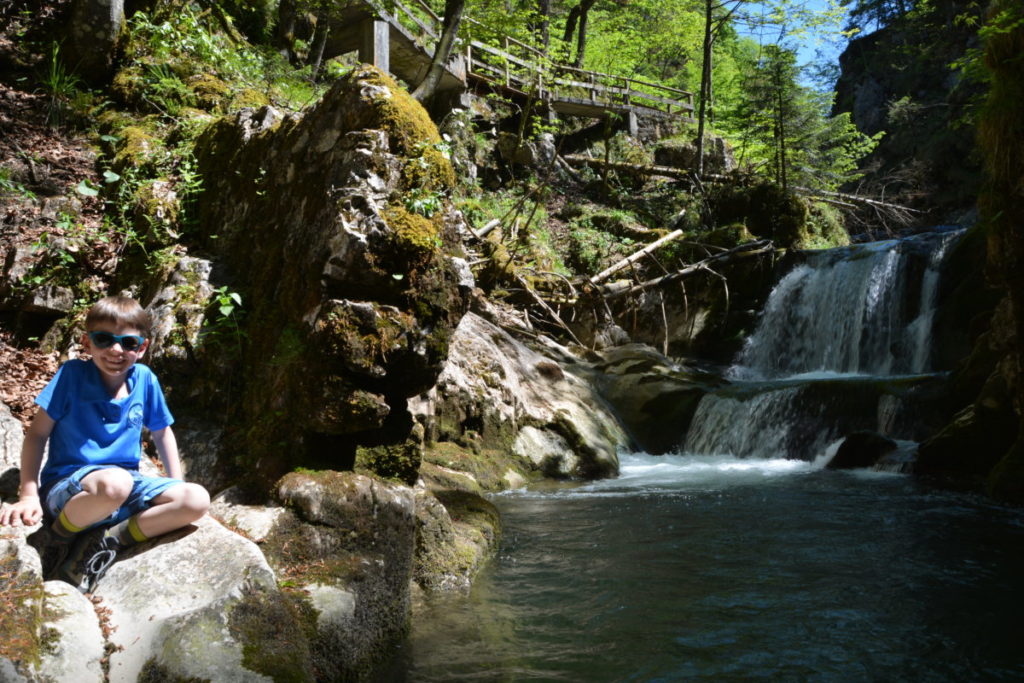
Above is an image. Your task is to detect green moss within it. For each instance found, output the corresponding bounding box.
[186,73,230,110]
[226,586,316,682]
[355,440,422,485]
[382,203,442,269]
[354,68,456,192]
[112,65,146,105]
[422,441,533,492]
[229,88,271,111]
[114,126,165,171]
[798,201,850,250]
[710,182,809,248]
[0,552,44,674]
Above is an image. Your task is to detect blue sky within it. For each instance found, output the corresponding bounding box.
[734,0,852,87]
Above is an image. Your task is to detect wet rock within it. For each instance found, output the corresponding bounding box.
[590,343,722,454]
[827,431,898,469]
[267,471,418,679]
[412,311,626,482]
[413,488,500,594]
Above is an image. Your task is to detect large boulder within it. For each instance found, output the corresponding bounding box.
[263,471,418,680]
[191,66,469,488]
[411,311,627,484]
[590,344,722,454]
[97,516,308,682]
[63,0,126,83]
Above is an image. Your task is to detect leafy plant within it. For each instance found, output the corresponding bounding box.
[0,167,35,200]
[201,286,246,353]
[36,42,82,127]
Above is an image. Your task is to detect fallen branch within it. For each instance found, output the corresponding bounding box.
[513,273,584,345]
[601,239,774,299]
[564,154,689,180]
[793,185,923,214]
[589,229,685,285]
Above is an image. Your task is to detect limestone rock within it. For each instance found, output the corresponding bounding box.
[1,403,22,499]
[590,344,722,454]
[413,487,500,593]
[654,136,735,175]
[38,581,105,683]
[0,530,44,681]
[267,471,418,679]
[209,486,289,543]
[193,66,468,486]
[412,311,626,481]
[96,516,299,682]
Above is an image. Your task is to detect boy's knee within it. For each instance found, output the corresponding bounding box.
[180,483,210,518]
[84,468,134,504]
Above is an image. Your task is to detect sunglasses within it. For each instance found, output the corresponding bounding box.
[88,331,147,351]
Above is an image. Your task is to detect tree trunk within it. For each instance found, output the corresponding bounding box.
[412,0,466,103]
[536,0,551,53]
[308,12,330,82]
[276,0,299,64]
[695,0,713,177]
[573,0,596,67]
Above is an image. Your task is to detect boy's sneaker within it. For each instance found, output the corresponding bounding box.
[26,525,73,580]
[57,530,123,594]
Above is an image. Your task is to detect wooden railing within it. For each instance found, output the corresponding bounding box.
[382,0,694,117]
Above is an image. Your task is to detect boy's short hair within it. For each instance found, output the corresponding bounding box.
[85,296,151,338]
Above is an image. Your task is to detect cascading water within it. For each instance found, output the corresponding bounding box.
[684,228,963,461]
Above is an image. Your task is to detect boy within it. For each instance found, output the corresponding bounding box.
[0,295,209,593]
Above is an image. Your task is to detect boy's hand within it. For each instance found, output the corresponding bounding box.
[0,497,43,527]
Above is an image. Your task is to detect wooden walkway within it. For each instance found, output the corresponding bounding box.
[328,0,694,123]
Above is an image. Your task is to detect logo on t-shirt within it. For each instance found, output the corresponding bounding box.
[128,403,145,428]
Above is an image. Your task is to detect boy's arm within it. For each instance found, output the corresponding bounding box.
[151,426,184,480]
[0,410,54,527]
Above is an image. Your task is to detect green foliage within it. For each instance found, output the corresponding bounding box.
[729,44,880,191]
[202,285,246,352]
[37,42,81,127]
[0,167,35,200]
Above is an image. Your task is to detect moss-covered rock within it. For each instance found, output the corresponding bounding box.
[710,181,810,248]
[192,66,469,488]
[0,535,45,680]
[267,471,419,680]
[413,488,500,593]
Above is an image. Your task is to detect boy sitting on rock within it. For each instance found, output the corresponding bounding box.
[0,295,209,593]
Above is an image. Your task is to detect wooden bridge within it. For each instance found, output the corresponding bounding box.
[326,0,694,126]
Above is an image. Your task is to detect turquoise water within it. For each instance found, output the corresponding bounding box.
[401,454,1024,681]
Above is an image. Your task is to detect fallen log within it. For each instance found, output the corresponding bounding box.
[600,239,774,299]
[589,229,685,285]
[563,154,691,180]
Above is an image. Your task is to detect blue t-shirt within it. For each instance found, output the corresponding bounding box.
[36,359,174,489]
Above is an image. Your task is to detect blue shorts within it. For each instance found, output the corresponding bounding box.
[43,465,182,529]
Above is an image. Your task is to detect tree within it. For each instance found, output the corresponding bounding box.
[412,0,467,102]
[733,44,880,191]
[562,0,597,67]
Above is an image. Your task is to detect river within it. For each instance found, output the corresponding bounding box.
[400,229,1024,681]
[403,454,1024,680]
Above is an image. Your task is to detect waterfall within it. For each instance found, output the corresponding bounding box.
[683,229,962,461]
